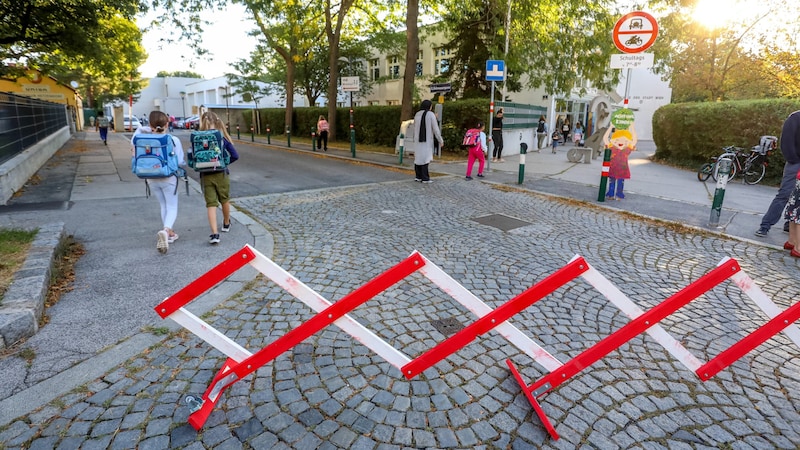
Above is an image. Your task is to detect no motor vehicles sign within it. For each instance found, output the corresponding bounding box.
[612,11,658,54]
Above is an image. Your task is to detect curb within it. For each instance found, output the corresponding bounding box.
[0,222,65,349]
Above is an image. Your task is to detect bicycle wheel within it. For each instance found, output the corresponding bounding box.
[744,163,766,184]
[697,163,713,181]
[713,156,736,181]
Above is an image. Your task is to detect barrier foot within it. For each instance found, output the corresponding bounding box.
[506,359,559,440]
[188,359,236,430]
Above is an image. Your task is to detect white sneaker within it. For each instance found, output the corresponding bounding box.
[168,233,179,243]
[221,222,231,233]
[157,230,169,254]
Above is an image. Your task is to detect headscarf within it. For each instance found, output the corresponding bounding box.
[418,100,433,142]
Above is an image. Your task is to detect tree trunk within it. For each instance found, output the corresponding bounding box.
[327,37,341,140]
[401,0,420,122]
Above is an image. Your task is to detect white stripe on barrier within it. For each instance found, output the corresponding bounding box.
[168,308,253,362]
[573,255,705,372]
[418,254,564,372]
[729,266,800,348]
[247,246,413,370]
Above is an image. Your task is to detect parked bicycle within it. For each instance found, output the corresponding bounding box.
[697,136,778,185]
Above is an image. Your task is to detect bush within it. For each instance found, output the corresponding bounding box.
[251,99,490,154]
[652,99,800,183]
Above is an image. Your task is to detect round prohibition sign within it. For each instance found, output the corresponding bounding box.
[613,11,658,54]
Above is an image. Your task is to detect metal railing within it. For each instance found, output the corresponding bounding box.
[0,92,68,165]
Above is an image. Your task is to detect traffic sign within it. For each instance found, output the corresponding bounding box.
[610,53,654,69]
[486,60,505,81]
[341,76,360,92]
[612,11,658,54]
[429,83,451,93]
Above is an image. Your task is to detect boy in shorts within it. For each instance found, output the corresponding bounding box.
[198,112,240,244]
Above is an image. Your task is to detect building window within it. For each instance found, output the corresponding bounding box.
[415,50,423,76]
[370,59,380,81]
[389,56,401,79]
[434,47,450,75]
[387,100,400,106]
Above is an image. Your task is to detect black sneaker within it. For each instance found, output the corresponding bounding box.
[754,227,768,237]
[476,173,484,178]
[209,234,220,244]
[784,222,790,233]
[221,222,231,233]
[465,176,473,180]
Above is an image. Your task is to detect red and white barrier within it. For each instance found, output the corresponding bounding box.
[155,246,799,441]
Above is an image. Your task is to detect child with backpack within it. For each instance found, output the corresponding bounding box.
[194,112,239,245]
[464,122,488,180]
[131,111,185,253]
[551,130,561,154]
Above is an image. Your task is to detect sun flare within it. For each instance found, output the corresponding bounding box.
[691,0,760,30]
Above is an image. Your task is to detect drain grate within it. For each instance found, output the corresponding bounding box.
[471,213,532,232]
[429,317,464,335]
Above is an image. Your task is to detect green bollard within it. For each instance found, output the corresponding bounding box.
[709,158,732,228]
[350,127,356,158]
[518,142,528,184]
[236,124,240,140]
[250,126,255,142]
[312,127,317,152]
[287,127,291,147]
[597,147,611,202]
[266,127,270,144]
[399,133,404,165]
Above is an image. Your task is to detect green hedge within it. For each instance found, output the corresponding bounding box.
[250,99,490,154]
[653,99,800,182]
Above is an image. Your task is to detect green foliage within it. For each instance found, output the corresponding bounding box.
[652,98,800,182]
[254,99,487,153]
[156,71,203,78]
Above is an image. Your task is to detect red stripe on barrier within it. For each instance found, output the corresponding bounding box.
[507,359,560,440]
[188,358,236,430]
[527,258,739,397]
[402,257,590,379]
[697,299,800,380]
[231,252,425,380]
[155,246,257,318]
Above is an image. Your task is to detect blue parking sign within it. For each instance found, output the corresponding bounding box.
[486,60,505,81]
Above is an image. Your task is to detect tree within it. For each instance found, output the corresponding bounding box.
[0,0,141,81]
[156,71,204,78]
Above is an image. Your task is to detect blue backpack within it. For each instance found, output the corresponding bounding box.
[132,133,184,179]
[188,130,229,173]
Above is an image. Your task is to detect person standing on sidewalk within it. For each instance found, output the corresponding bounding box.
[536,116,547,151]
[464,121,487,180]
[198,111,240,245]
[96,111,109,145]
[317,115,329,151]
[755,110,800,237]
[782,166,800,257]
[131,111,185,253]
[491,108,505,162]
[413,100,443,183]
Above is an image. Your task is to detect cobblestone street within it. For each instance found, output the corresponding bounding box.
[2,178,799,449]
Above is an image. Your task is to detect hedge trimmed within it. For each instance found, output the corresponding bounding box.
[653,99,800,182]
[248,99,490,154]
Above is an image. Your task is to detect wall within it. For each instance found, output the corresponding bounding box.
[0,70,83,131]
[0,127,70,205]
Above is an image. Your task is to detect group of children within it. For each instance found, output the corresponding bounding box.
[129,110,239,254]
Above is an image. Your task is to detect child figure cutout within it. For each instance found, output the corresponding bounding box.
[603,124,638,200]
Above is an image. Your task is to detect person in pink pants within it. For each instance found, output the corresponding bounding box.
[465,122,488,180]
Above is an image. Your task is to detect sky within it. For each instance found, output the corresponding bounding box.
[137,4,259,79]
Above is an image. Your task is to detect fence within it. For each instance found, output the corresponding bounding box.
[0,92,68,165]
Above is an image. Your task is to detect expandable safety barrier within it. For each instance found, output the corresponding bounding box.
[155,246,799,442]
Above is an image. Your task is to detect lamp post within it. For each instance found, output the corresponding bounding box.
[179,92,186,122]
[223,85,230,129]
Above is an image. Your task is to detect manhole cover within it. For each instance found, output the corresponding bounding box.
[429,317,464,335]
[471,213,532,232]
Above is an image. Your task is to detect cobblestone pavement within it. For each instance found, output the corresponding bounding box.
[2,178,799,449]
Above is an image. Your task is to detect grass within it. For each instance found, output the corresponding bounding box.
[0,228,38,303]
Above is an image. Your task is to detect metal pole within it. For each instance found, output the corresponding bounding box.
[312,127,317,151]
[287,126,291,147]
[399,133,404,165]
[350,92,355,158]
[266,126,270,144]
[597,147,611,202]
[236,125,240,140]
[518,143,527,184]
[709,159,732,228]
[487,81,495,171]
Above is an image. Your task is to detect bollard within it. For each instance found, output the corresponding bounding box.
[251,126,255,142]
[399,133,405,165]
[709,158,732,228]
[266,126,270,144]
[236,124,240,140]
[287,127,291,147]
[597,147,611,202]
[350,126,356,158]
[518,142,528,184]
[311,127,317,151]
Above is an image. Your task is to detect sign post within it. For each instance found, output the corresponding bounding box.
[342,76,359,157]
[485,60,505,171]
